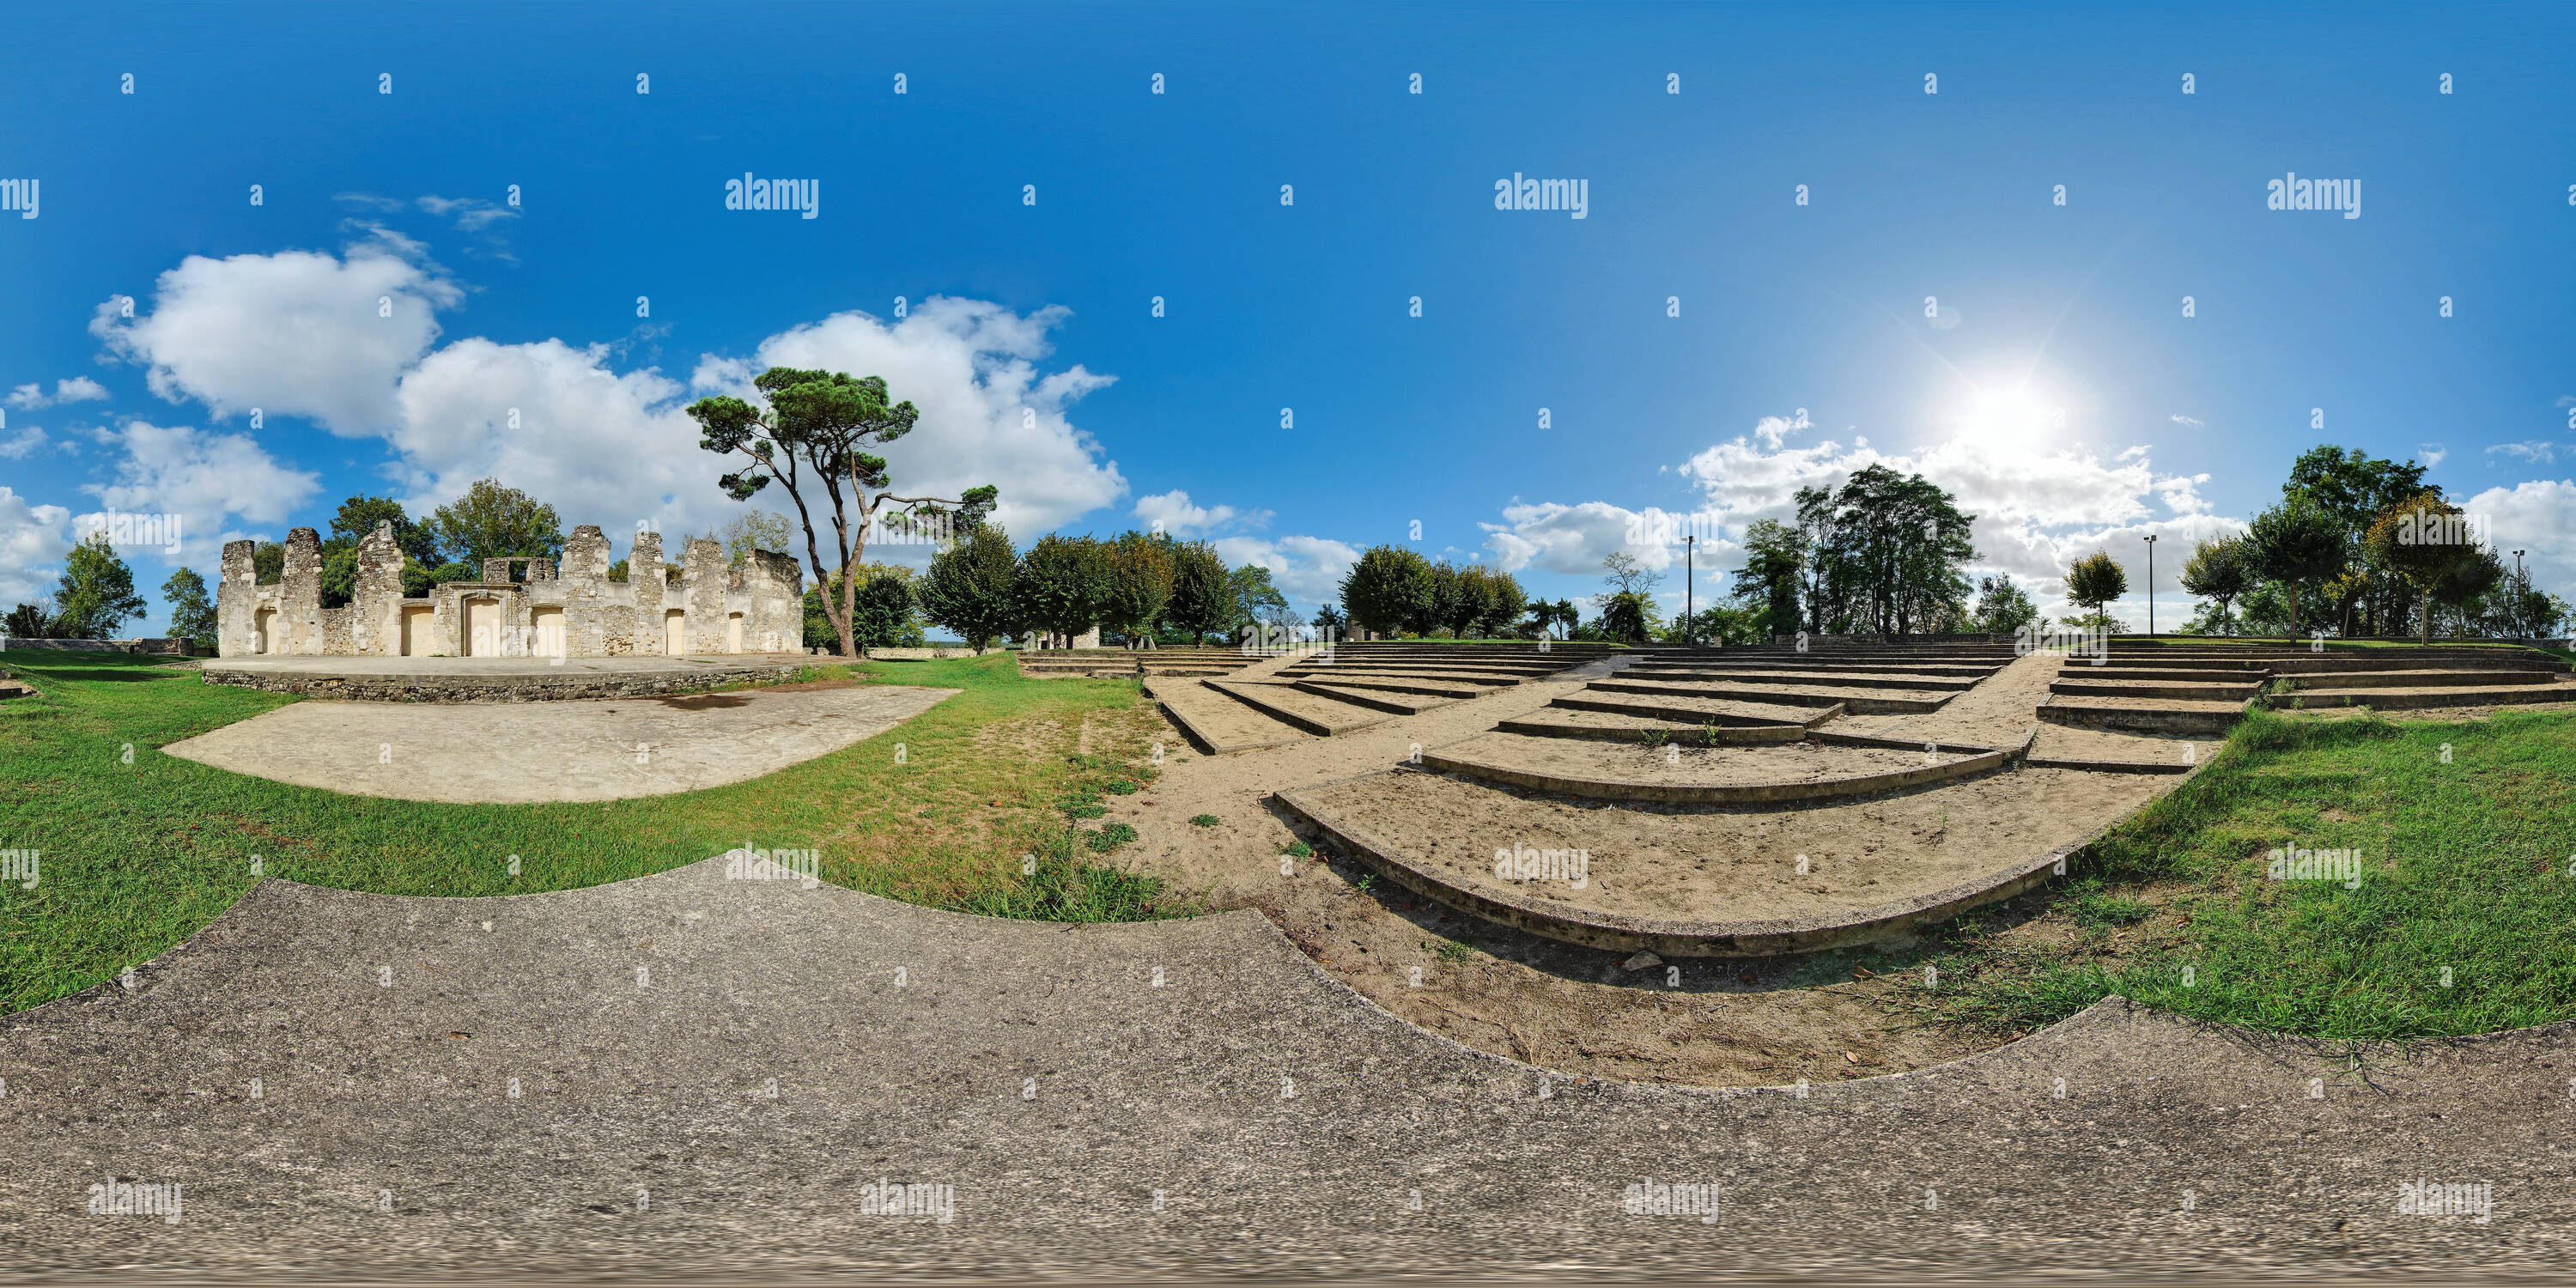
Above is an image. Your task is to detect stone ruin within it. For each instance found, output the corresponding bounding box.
[216,524,804,659]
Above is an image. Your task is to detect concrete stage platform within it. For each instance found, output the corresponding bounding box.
[163,683,958,802]
[199,653,815,702]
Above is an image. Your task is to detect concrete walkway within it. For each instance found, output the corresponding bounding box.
[0,857,2565,1278]
[162,685,957,803]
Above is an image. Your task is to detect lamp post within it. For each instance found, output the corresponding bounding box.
[2142,533,2158,637]
[1685,535,1696,648]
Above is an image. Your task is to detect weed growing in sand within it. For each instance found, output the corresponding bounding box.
[1188,814,1219,828]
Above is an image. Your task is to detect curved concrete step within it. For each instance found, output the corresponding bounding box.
[1416,729,2033,805]
[1493,711,1807,744]
[2266,680,2576,710]
[1552,693,1843,728]
[1588,679,1951,715]
[2037,695,2250,735]
[1275,762,2175,957]
[2049,678,2264,702]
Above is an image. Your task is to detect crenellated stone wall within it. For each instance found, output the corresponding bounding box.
[216,524,802,660]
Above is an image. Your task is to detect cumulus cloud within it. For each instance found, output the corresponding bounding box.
[1133,489,1270,538]
[2464,478,2576,594]
[0,487,75,605]
[386,338,706,537]
[7,377,107,409]
[78,421,322,557]
[92,235,462,435]
[1481,500,1725,577]
[0,425,47,459]
[692,297,1126,550]
[2418,443,2448,469]
[1212,534,1361,608]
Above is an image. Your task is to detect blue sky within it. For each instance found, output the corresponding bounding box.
[4,1,2573,633]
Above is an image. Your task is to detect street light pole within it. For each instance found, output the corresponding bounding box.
[2143,534,2157,637]
[1685,535,1696,648]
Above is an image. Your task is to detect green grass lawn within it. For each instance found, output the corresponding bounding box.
[1886,703,2576,1041]
[0,650,1185,1015]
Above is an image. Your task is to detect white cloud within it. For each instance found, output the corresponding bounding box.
[2168,414,2202,427]
[386,337,714,540]
[2487,440,2559,464]
[2464,478,2576,594]
[0,487,75,605]
[0,425,46,459]
[78,421,323,561]
[6,377,107,409]
[2419,442,2448,469]
[415,195,519,233]
[693,297,1126,547]
[1212,534,1361,608]
[1133,489,1271,538]
[1481,500,1720,577]
[92,237,462,436]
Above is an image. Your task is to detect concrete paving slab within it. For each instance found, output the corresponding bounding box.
[161,684,958,803]
[1,856,2568,1278]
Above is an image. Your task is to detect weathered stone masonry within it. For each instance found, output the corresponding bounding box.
[216,523,804,659]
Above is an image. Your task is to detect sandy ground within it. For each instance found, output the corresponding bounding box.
[1288,763,2161,924]
[1109,650,2175,1085]
[1435,731,1975,785]
[163,683,957,803]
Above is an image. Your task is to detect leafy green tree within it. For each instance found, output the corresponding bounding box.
[1431,561,1496,637]
[1790,467,1976,636]
[1228,563,1293,641]
[54,530,148,639]
[1338,544,1434,638]
[4,598,59,638]
[331,495,441,565]
[719,509,797,570]
[847,568,918,655]
[1101,530,1177,647]
[1015,534,1114,647]
[2064,550,2129,619]
[252,541,284,586]
[917,524,1018,653]
[1598,551,1663,597]
[1474,567,1528,638]
[2248,490,2349,639]
[430,479,565,568]
[1971,575,2039,635]
[1161,541,1232,646]
[1731,519,1806,629]
[1595,591,1659,643]
[2178,537,2250,636]
[1311,603,1346,634]
[2286,446,2436,635]
[689,367,995,659]
[161,567,217,648]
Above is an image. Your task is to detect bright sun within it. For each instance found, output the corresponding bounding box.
[1962,389,2057,449]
